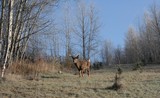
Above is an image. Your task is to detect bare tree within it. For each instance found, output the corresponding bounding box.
[124,26,139,64]
[0,0,5,62]
[61,1,74,68]
[101,40,113,66]
[1,0,14,78]
[74,1,100,60]
[62,1,73,57]
[137,3,160,64]
[114,45,122,64]
[74,1,88,59]
[148,4,160,63]
[87,2,100,59]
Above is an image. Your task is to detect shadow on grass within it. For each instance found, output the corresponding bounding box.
[41,75,60,79]
[86,86,121,92]
[0,77,6,83]
[85,87,107,92]
[105,85,119,91]
[0,93,12,98]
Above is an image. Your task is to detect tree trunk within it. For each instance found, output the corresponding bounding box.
[9,0,25,63]
[0,0,5,64]
[1,0,14,78]
[82,30,86,59]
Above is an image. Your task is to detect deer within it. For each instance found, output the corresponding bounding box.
[70,55,90,77]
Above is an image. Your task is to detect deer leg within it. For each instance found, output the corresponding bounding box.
[79,70,81,77]
[87,69,90,77]
[81,70,84,77]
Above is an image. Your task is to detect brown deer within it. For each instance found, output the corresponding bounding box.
[70,55,90,77]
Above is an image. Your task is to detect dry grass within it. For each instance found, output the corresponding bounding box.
[0,65,160,98]
[7,60,57,80]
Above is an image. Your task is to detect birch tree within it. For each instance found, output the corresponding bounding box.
[2,0,14,78]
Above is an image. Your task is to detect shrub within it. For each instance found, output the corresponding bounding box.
[93,62,103,70]
[107,67,124,91]
[132,61,144,71]
[106,73,124,91]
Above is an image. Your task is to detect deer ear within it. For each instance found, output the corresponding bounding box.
[76,55,79,58]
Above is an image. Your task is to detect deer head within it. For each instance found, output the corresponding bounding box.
[71,55,79,64]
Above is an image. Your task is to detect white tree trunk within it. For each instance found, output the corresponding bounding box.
[2,0,14,78]
[9,0,25,62]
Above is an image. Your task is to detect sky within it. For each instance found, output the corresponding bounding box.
[92,0,160,48]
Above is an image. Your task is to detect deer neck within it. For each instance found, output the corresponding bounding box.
[74,61,81,70]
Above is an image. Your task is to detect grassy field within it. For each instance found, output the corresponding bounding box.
[0,65,160,98]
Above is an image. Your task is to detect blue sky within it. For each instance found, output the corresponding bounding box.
[92,0,160,47]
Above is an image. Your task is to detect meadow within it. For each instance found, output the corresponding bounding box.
[0,65,160,98]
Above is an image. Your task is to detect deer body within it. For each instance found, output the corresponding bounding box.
[71,55,90,77]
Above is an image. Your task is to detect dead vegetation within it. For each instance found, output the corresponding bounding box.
[5,60,58,80]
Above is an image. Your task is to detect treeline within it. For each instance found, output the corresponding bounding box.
[125,4,160,64]
[101,4,160,65]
